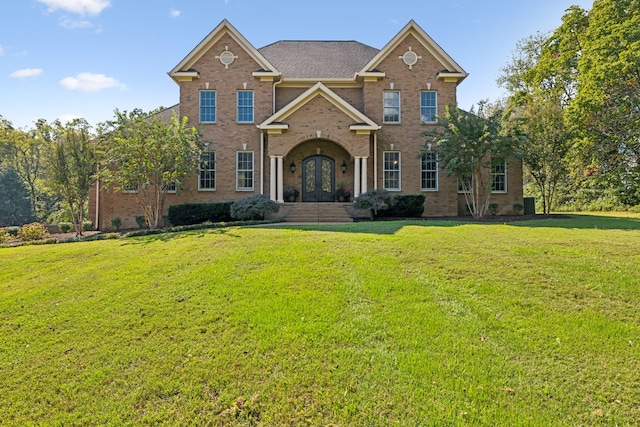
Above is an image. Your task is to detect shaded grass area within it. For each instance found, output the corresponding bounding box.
[1,214,639,425]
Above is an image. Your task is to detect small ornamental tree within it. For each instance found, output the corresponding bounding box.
[99,109,205,229]
[46,119,98,235]
[423,101,522,218]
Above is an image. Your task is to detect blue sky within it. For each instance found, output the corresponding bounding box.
[0,0,593,130]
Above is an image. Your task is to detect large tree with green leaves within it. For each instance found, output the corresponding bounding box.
[568,0,640,205]
[46,119,98,235]
[423,101,522,218]
[99,109,204,229]
[498,33,574,214]
[0,167,35,226]
[0,116,51,217]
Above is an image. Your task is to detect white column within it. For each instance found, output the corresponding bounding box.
[361,156,368,194]
[269,156,277,201]
[276,156,284,203]
[354,156,361,197]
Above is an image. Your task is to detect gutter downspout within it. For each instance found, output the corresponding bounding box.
[94,180,100,230]
[260,131,264,195]
[373,132,378,190]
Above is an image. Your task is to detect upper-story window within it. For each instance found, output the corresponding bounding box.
[200,90,216,123]
[199,151,216,191]
[383,151,401,190]
[383,91,401,124]
[421,152,438,191]
[420,91,438,124]
[491,157,507,193]
[237,90,254,123]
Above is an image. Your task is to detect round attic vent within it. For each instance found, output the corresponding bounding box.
[402,50,419,67]
[219,50,236,67]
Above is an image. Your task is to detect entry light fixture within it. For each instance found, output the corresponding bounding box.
[341,160,347,174]
[290,161,296,174]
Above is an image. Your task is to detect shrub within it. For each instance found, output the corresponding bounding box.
[231,195,279,220]
[135,215,146,228]
[18,222,50,241]
[513,203,524,214]
[380,194,425,218]
[5,226,19,237]
[110,217,122,230]
[168,202,234,226]
[0,228,9,244]
[58,222,73,233]
[354,189,394,217]
[488,203,500,216]
[82,220,93,232]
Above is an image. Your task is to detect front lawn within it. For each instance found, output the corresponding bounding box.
[1,214,639,425]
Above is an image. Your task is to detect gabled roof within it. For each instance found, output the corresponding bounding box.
[258,82,380,133]
[258,41,379,79]
[168,19,279,82]
[358,19,468,83]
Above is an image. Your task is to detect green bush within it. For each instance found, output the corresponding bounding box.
[513,203,524,214]
[354,189,394,217]
[82,220,93,232]
[0,228,9,244]
[5,226,19,237]
[110,217,122,230]
[58,222,73,233]
[230,195,279,220]
[168,202,234,226]
[18,222,50,241]
[135,215,146,228]
[488,203,500,216]
[379,194,425,218]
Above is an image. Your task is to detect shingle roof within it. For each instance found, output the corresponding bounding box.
[258,41,379,79]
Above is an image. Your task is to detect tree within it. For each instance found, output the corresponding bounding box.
[99,109,204,229]
[498,33,574,214]
[423,101,522,218]
[567,0,640,205]
[46,119,98,235]
[0,167,35,226]
[0,116,50,218]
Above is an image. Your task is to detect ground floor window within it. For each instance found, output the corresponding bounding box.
[491,158,507,193]
[383,151,401,190]
[421,152,438,191]
[199,151,216,190]
[237,151,254,191]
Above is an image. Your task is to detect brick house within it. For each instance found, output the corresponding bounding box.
[89,19,522,229]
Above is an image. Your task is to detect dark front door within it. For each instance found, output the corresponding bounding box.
[302,155,335,202]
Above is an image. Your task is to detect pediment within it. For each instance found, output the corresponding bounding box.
[358,20,468,84]
[169,19,280,82]
[258,82,380,134]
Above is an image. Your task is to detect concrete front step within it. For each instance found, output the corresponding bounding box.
[284,203,353,223]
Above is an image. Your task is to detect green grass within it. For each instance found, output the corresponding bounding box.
[1,213,639,426]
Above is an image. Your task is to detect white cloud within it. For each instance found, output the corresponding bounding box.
[0,45,4,56]
[60,72,126,92]
[57,114,82,124]
[10,68,44,78]
[37,0,111,16]
[170,9,181,18]
[59,17,93,29]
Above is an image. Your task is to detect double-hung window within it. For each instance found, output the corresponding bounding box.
[491,158,507,193]
[237,90,254,123]
[383,91,400,124]
[199,151,216,191]
[200,90,216,123]
[421,152,438,191]
[383,151,401,190]
[236,151,254,191]
[420,91,437,124]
